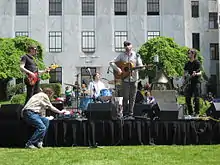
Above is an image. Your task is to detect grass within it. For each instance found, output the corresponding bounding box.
[0,100,11,105]
[0,146,219,165]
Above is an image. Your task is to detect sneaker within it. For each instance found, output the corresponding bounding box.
[124,115,135,120]
[25,144,37,149]
[37,142,43,148]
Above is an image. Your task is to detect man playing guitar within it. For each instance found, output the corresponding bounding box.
[110,41,143,119]
[20,45,49,104]
[184,48,202,116]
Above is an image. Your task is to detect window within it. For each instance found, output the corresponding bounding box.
[16,0,28,16]
[114,0,127,15]
[82,0,95,16]
[209,12,218,29]
[147,0,159,15]
[114,31,128,52]
[49,31,62,52]
[81,67,96,85]
[147,31,160,40]
[49,67,62,83]
[15,31,29,37]
[191,1,199,18]
[81,31,95,53]
[49,0,62,16]
[192,33,200,50]
[210,43,219,60]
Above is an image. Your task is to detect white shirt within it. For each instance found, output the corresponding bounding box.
[21,92,57,117]
[88,80,106,98]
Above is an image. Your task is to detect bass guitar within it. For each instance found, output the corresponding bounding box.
[180,73,192,92]
[26,63,59,86]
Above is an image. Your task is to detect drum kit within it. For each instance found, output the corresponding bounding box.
[64,78,122,111]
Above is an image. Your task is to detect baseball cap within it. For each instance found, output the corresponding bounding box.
[123,41,131,47]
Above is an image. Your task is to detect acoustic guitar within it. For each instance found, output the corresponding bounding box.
[113,61,150,79]
[26,64,59,86]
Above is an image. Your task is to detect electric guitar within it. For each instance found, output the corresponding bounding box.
[180,73,192,92]
[26,64,59,86]
[113,61,152,79]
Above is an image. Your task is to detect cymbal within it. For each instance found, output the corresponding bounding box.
[108,79,122,85]
[81,90,90,94]
[64,83,78,87]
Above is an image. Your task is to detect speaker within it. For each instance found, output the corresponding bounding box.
[206,102,220,119]
[151,90,177,103]
[134,104,153,117]
[0,104,23,120]
[86,103,117,120]
[46,102,64,117]
[157,102,180,120]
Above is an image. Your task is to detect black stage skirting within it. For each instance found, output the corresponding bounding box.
[1,119,220,147]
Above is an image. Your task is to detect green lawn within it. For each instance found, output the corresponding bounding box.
[0,100,11,105]
[0,146,219,165]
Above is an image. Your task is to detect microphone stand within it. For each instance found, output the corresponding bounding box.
[87,68,96,103]
[128,54,131,117]
[75,74,80,111]
[106,67,117,96]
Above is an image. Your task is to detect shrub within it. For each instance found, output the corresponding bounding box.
[40,83,62,98]
[177,96,210,115]
[11,93,26,105]
[6,83,25,99]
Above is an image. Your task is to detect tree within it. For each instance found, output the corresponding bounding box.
[138,37,203,78]
[0,37,47,100]
[0,36,45,80]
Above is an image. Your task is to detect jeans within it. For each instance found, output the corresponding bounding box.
[185,82,200,115]
[23,110,50,145]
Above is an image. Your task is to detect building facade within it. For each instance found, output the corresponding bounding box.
[0,0,219,94]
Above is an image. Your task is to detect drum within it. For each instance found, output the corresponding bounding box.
[79,96,93,110]
[99,88,112,102]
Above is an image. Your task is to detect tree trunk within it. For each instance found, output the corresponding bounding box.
[0,79,9,100]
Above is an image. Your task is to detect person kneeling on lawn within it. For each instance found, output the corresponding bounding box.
[21,87,67,149]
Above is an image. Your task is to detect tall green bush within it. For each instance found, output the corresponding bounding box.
[6,83,25,99]
[138,37,204,77]
[40,83,62,98]
[11,93,26,105]
[0,36,45,80]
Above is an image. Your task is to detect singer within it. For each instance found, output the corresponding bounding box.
[109,41,143,119]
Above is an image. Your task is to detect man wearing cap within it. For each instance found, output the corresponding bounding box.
[20,45,48,104]
[110,41,143,119]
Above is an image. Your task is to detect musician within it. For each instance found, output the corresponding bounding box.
[20,45,49,104]
[88,72,106,102]
[143,91,156,105]
[65,86,73,107]
[110,41,143,118]
[184,48,202,116]
[21,87,66,149]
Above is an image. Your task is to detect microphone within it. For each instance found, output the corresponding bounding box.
[87,67,91,73]
[107,67,110,74]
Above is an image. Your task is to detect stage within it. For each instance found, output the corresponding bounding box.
[0,118,220,148]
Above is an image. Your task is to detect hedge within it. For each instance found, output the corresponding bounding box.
[40,83,62,97]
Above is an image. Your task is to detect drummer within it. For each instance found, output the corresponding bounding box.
[88,72,106,102]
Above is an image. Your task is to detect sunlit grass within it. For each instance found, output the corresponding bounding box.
[0,146,219,165]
